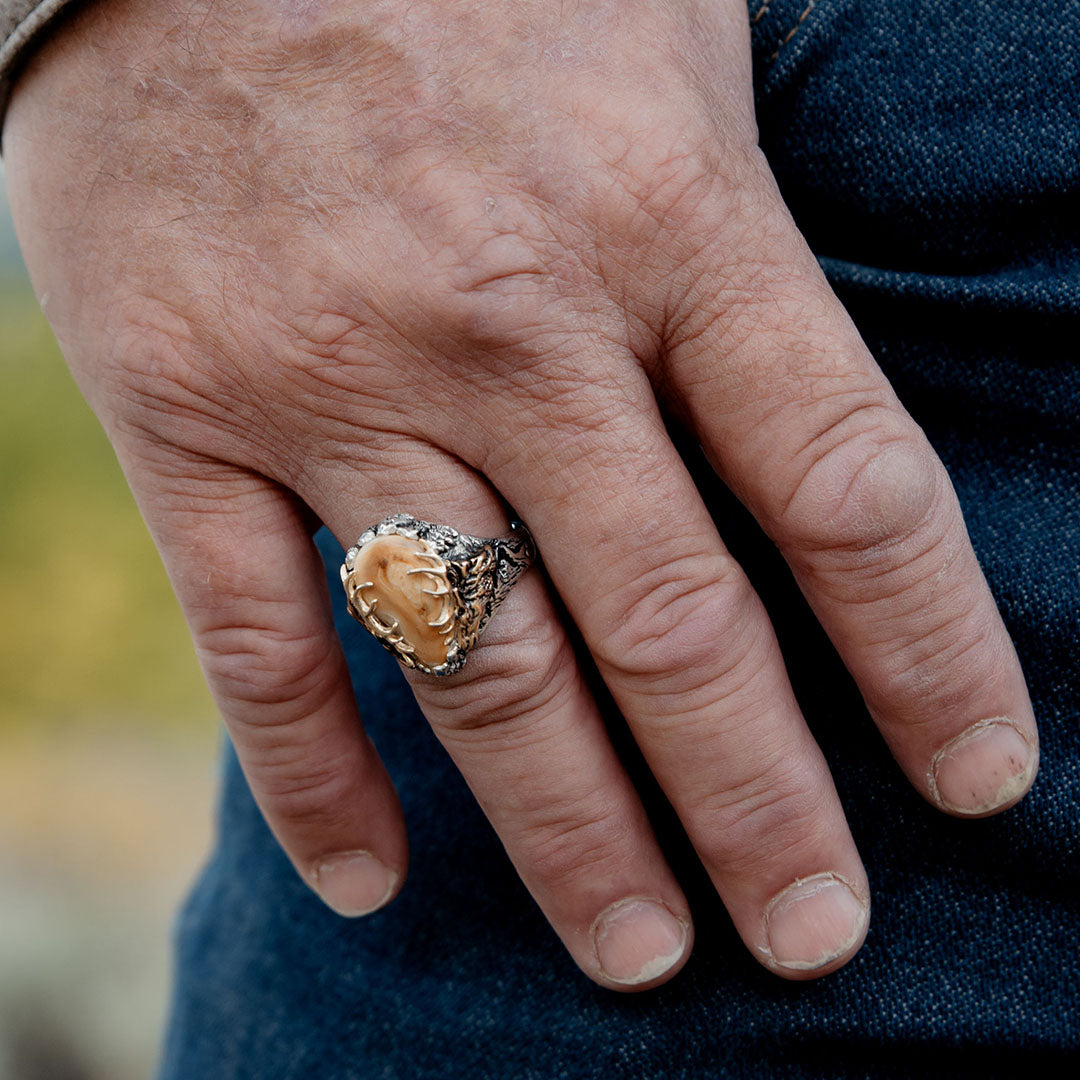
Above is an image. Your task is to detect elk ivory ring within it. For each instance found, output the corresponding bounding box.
[341,514,537,676]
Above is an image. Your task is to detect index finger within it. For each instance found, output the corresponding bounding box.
[664,174,1038,817]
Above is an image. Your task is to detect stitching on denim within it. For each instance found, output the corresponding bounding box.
[769,0,815,62]
[752,2,771,23]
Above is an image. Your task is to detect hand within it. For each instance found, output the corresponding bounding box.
[3,0,1038,989]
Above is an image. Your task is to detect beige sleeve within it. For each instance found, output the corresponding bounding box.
[0,0,83,129]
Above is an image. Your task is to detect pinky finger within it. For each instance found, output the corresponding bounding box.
[138,460,408,918]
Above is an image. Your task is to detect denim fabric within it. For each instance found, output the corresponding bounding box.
[160,2,1080,1076]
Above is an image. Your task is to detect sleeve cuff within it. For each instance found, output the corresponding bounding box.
[0,0,83,136]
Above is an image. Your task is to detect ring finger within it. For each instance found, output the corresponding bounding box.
[299,447,698,990]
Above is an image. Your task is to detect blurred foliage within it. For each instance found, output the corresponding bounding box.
[0,276,215,736]
[1,175,213,1080]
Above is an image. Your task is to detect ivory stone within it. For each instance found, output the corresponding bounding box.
[351,534,454,668]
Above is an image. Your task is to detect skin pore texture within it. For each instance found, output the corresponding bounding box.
[2,0,1038,991]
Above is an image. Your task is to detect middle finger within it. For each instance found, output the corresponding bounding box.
[471,345,871,978]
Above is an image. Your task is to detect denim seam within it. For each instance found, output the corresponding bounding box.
[769,0,817,62]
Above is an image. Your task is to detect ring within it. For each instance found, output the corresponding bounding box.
[341,513,537,676]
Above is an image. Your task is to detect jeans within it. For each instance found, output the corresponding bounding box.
[159,2,1080,1075]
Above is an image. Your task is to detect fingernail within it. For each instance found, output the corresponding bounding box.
[314,851,398,917]
[764,873,868,972]
[931,717,1037,816]
[592,897,689,986]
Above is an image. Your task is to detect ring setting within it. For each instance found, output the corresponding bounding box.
[341,514,536,676]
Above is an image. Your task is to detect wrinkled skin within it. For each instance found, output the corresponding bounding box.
[4,0,1037,990]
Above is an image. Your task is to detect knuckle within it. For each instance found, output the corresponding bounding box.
[575,98,740,241]
[607,133,715,233]
[418,613,574,734]
[103,298,267,463]
[391,181,569,356]
[197,619,337,717]
[108,315,208,431]
[688,760,829,878]
[253,753,357,834]
[108,297,196,382]
[779,403,947,555]
[415,263,550,357]
[866,595,1006,723]
[593,551,757,689]
[516,798,633,890]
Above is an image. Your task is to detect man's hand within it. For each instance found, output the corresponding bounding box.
[3,0,1038,989]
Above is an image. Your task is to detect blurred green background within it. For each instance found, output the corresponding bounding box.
[1,168,218,1079]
